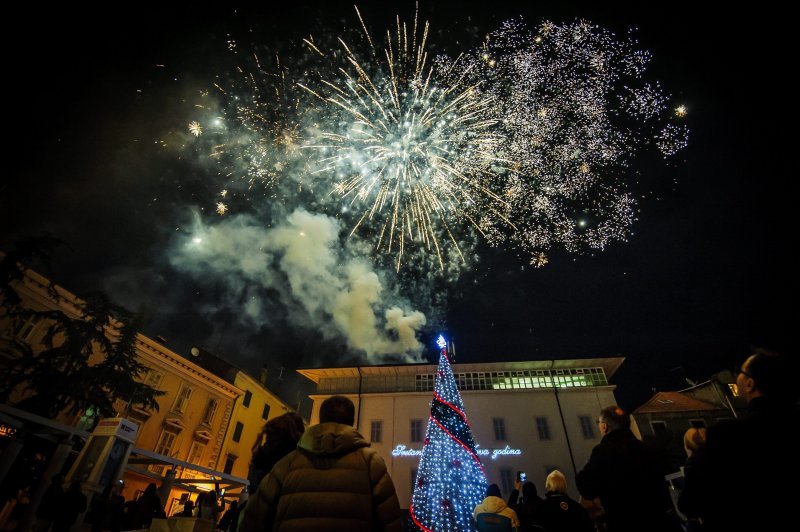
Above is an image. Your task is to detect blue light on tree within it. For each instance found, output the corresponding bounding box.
[410,334,487,531]
[436,334,447,350]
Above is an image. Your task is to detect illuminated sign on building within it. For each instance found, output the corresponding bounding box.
[392,444,522,460]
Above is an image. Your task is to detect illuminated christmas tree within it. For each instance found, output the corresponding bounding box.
[410,335,488,531]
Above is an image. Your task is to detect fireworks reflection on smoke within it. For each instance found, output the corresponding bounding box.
[186,7,688,275]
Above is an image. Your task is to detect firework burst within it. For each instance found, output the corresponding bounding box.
[298,6,514,272]
[187,51,304,196]
[450,18,689,262]
[185,8,688,275]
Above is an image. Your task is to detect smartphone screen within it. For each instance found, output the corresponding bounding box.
[520,472,527,482]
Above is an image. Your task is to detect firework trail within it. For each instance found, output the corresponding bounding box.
[185,7,688,274]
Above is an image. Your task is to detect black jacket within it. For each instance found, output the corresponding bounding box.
[678,396,800,532]
[576,428,672,532]
[507,489,542,531]
[533,491,593,532]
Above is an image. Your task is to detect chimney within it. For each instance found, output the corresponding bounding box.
[155,335,168,345]
[259,367,269,387]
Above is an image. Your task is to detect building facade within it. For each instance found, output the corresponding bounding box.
[0,268,251,516]
[632,390,736,441]
[631,380,742,474]
[218,369,298,484]
[118,335,242,513]
[298,358,623,507]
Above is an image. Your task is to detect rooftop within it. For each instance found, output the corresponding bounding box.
[634,391,723,414]
[298,356,625,383]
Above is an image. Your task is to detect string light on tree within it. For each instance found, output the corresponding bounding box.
[410,334,487,531]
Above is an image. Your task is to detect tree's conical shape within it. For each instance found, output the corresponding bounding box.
[410,337,487,531]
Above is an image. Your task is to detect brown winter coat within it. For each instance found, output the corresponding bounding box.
[239,422,401,532]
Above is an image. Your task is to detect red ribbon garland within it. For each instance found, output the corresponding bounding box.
[433,390,468,423]
[409,505,434,532]
[430,415,486,475]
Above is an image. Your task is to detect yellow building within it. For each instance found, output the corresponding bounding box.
[218,369,297,483]
[0,267,252,514]
[119,336,242,514]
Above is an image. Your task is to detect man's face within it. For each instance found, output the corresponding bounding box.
[597,417,608,436]
[736,355,758,401]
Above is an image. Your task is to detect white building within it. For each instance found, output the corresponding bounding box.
[298,357,623,507]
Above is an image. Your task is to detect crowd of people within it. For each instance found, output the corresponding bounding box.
[676,349,798,532]
[12,349,797,532]
[470,349,798,532]
[31,480,161,532]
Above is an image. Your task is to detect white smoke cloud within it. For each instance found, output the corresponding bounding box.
[171,208,425,363]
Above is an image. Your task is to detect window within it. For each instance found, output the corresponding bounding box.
[416,368,609,392]
[535,417,551,440]
[155,430,178,456]
[243,390,252,408]
[187,441,205,464]
[143,370,163,390]
[262,403,271,420]
[232,422,244,443]
[415,374,435,392]
[151,429,178,473]
[651,421,668,435]
[410,468,418,496]
[172,385,193,413]
[493,418,507,441]
[500,468,514,497]
[224,454,236,474]
[410,419,423,443]
[370,420,383,443]
[579,416,595,439]
[690,419,707,429]
[7,315,40,342]
[203,399,218,425]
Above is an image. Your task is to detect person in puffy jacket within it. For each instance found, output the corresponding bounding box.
[239,395,401,532]
[474,484,520,531]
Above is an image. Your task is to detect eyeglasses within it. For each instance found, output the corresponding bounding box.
[596,420,606,425]
[735,367,752,378]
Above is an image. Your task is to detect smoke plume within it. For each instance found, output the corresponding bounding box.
[170,208,426,363]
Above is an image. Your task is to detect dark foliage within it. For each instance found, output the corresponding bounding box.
[0,238,164,419]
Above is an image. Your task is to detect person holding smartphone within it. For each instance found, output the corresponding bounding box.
[508,471,543,531]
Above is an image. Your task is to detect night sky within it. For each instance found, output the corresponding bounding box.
[2,2,793,410]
